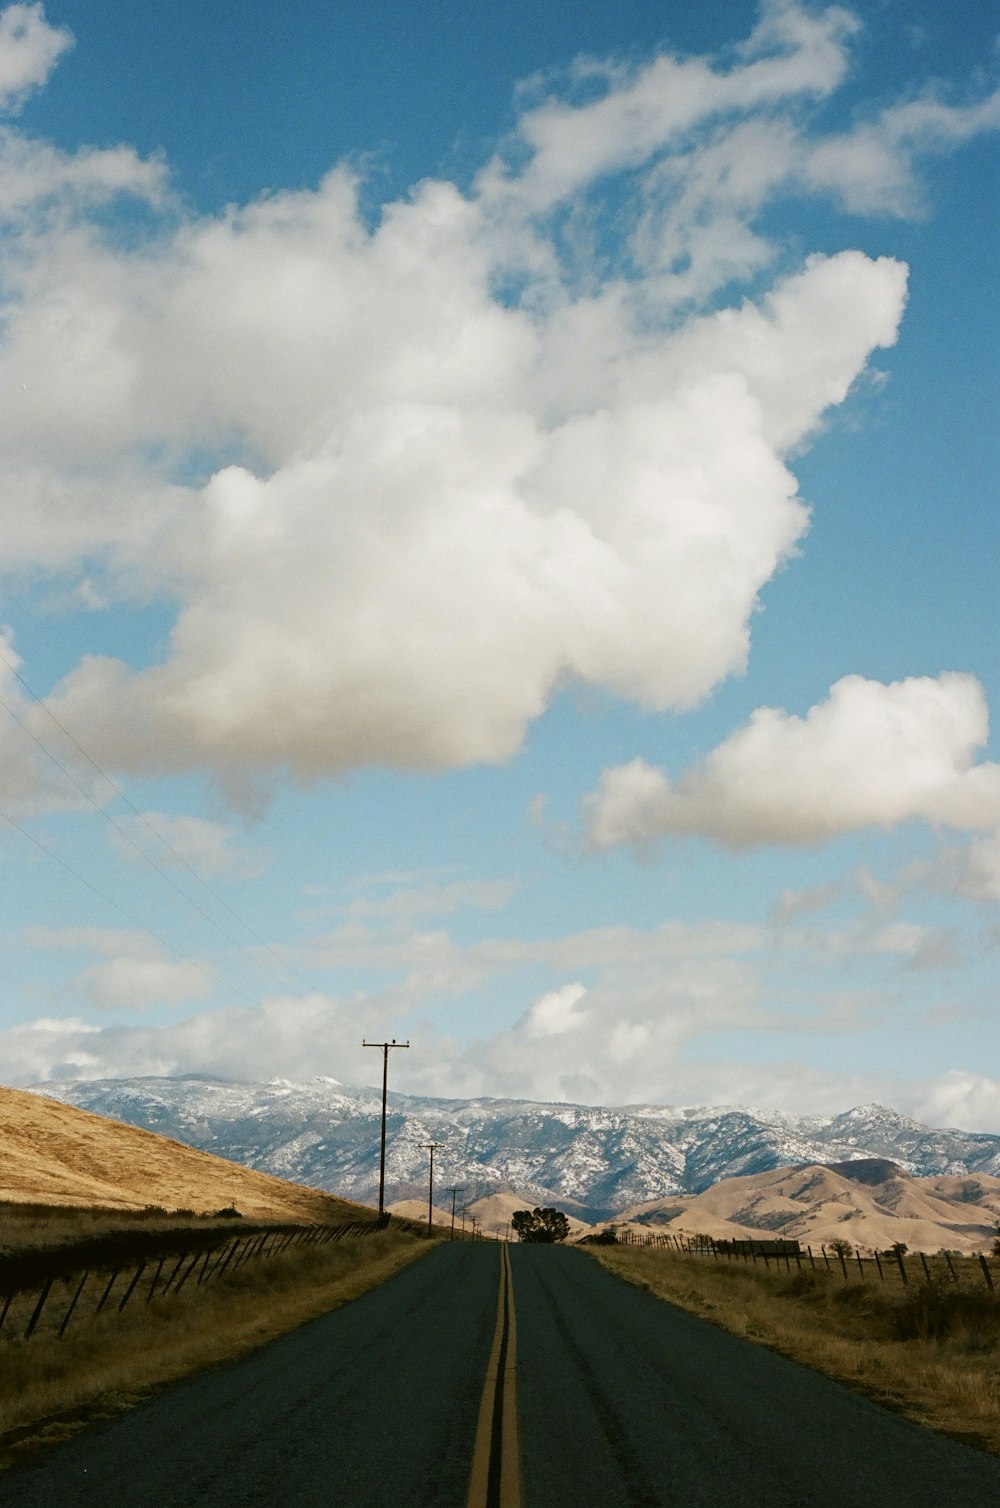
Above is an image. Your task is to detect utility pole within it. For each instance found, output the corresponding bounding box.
[446,1185,466,1241]
[362,1039,410,1219]
[419,1142,443,1235]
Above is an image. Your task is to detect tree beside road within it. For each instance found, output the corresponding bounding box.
[511,1207,570,1243]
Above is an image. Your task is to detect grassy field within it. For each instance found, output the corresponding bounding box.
[0,1210,429,1472]
[591,1245,1000,1455]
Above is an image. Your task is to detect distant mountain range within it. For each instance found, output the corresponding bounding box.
[33,1076,1000,1223]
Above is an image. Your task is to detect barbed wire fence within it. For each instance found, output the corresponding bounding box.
[609,1227,997,1294]
[0,1214,416,1344]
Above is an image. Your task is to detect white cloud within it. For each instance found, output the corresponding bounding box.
[584,674,1000,850]
[0,3,71,113]
[328,875,516,926]
[18,246,902,792]
[524,982,587,1038]
[905,829,1000,907]
[0,630,108,814]
[10,5,994,799]
[478,0,857,216]
[0,966,905,1112]
[14,986,994,1131]
[27,926,213,1010]
[1,909,992,1124]
[805,87,1000,215]
[77,953,212,1011]
[110,810,270,880]
[305,911,766,1001]
[911,1071,1000,1136]
[952,831,1000,905]
[771,879,842,923]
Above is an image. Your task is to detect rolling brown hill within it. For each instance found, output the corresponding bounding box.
[1,1086,370,1224]
[616,1159,1000,1253]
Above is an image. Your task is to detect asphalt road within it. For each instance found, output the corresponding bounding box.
[3,1241,1000,1507]
[0,1242,497,1508]
[513,1244,1000,1506]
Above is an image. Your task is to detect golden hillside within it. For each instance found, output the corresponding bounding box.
[617,1160,1000,1253]
[1,1086,369,1224]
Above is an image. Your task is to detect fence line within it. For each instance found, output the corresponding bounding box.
[607,1226,998,1294]
[0,1214,396,1345]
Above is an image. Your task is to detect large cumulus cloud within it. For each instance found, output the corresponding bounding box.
[6,3,983,795]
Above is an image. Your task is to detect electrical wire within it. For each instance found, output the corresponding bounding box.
[0,806,255,1003]
[0,644,317,999]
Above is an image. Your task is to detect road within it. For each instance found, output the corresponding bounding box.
[3,1242,1000,1506]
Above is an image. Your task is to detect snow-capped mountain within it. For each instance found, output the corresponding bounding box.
[33,1076,1000,1222]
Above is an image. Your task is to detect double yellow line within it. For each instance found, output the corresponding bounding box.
[466,1243,521,1508]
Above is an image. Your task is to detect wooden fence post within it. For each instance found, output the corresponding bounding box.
[173,1251,202,1294]
[230,1237,254,1271]
[894,1247,908,1285]
[147,1256,166,1302]
[95,1268,122,1314]
[0,1292,16,1332]
[25,1278,54,1338]
[199,1245,226,1283]
[235,1234,262,1269]
[211,1239,241,1282]
[944,1252,958,1287]
[980,1254,995,1293]
[855,1248,865,1282]
[59,1270,89,1337]
[919,1252,933,1285]
[118,1262,147,1312]
[873,1250,884,1283]
[160,1254,186,1295]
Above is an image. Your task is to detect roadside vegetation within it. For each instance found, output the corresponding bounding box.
[0,1207,428,1472]
[590,1245,1000,1455]
[0,1202,248,1257]
[511,1207,570,1243]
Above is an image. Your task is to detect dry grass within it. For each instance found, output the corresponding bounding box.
[1,1086,365,1224]
[0,1224,430,1472]
[590,1246,1000,1455]
[0,1200,253,1259]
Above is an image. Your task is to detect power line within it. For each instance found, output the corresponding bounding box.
[0,806,259,1004]
[0,645,313,995]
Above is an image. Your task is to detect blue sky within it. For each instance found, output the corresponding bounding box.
[0,1,997,1127]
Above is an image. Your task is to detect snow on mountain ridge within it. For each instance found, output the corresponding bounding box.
[31,1076,1000,1221]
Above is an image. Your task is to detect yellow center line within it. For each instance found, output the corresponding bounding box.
[466,1243,521,1508]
